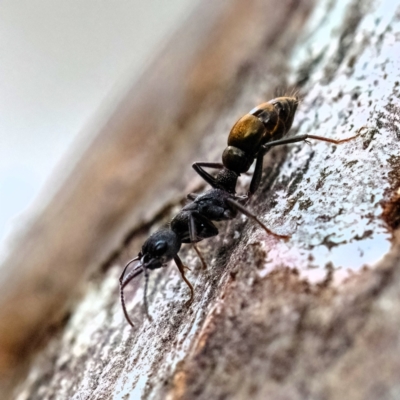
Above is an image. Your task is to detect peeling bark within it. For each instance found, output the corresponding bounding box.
[6,0,400,399]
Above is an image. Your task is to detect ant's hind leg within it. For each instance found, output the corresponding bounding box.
[305,128,364,144]
[174,255,194,306]
[261,129,362,152]
[226,198,290,240]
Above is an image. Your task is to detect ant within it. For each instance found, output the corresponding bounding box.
[120,175,289,327]
[193,96,358,196]
[120,95,361,327]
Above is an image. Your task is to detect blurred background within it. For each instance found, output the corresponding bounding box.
[0,0,195,255]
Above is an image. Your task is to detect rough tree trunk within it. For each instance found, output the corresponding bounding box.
[3,0,400,399]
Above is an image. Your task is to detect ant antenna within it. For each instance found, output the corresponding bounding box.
[120,256,142,327]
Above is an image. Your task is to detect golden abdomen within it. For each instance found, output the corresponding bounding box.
[227,114,265,154]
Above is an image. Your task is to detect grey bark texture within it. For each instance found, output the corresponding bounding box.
[3,0,400,399]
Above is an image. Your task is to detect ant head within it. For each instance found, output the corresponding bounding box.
[141,229,181,269]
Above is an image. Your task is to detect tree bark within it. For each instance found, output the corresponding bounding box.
[6,0,400,399]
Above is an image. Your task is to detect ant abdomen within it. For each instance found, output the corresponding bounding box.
[228,114,265,153]
[222,96,298,174]
[223,114,266,171]
[249,102,279,134]
[266,96,298,140]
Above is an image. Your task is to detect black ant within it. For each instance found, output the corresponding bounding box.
[120,175,289,327]
[120,96,361,327]
[193,96,358,196]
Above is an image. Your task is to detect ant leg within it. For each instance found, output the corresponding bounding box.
[248,151,265,197]
[189,213,207,269]
[250,129,362,197]
[193,245,207,269]
[261,129,361,152]
[187,193,198,201]
[192,162,224,188]
[174,255,194,306]
[226,198,290,240]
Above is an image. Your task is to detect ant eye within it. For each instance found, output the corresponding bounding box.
[154,241,167,255]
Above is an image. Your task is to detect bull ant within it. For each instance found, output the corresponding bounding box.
[120,95,359,327]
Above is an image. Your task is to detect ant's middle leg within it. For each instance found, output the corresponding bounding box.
[189,213,208,269]
[226,197,290,240]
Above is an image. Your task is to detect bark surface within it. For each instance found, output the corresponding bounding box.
[7,0,400,399]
